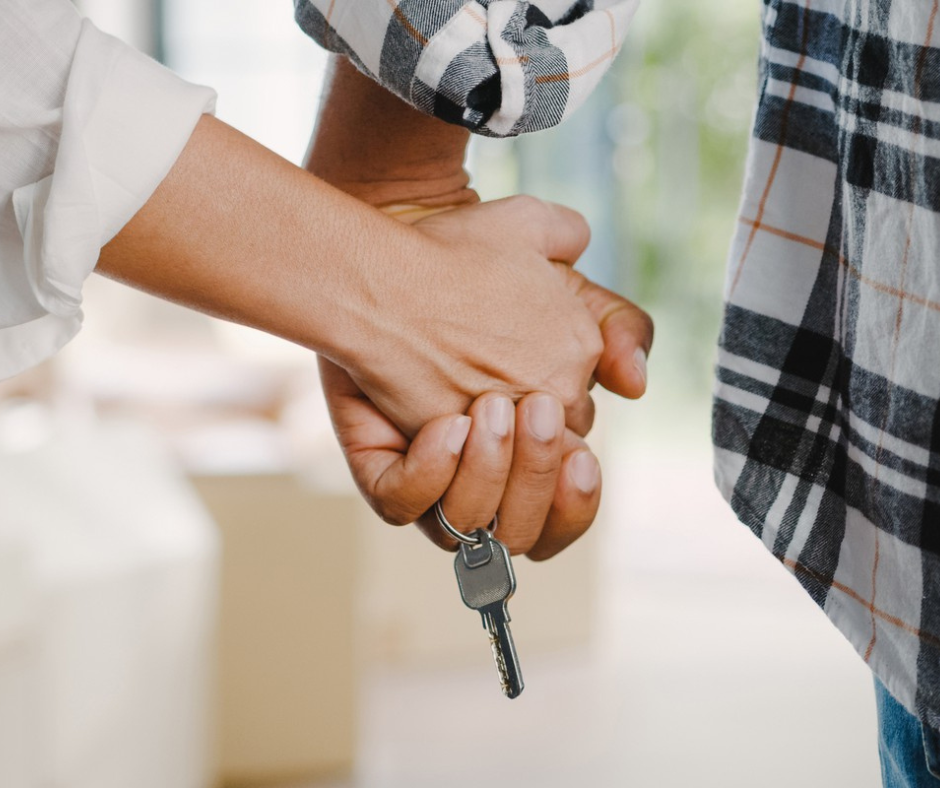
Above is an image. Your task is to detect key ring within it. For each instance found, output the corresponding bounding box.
[434,501,497,545]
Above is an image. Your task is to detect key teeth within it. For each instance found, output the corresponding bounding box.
[488,630,512,696]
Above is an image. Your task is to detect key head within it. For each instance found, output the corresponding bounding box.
[453,530,516,612]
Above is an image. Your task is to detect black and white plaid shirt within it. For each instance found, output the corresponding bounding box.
[714,0,940,729]
[294,0,638,137]
[296,0,940,728]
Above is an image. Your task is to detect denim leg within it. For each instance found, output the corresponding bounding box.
[876,678,940,787]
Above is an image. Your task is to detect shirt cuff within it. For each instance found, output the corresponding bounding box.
[3,18,216,379]
[294,0,638,137]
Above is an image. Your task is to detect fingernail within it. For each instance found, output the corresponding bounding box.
[570,451,600,494]
[446,416,472,454]
[633,347,648,386]
[528,394,559,442]
[485,397,512,437]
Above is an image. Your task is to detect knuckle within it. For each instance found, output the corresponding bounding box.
[471,463,514,488]
[584,328,604,364]
[565,321,602,371]
[557,379,584,410]
[508,193,544,216]
[509,194,552,230]
[446,500,498,531]
[465,510,498,530]
[518,459,562,487]
[558,265,587,295]
[371,496,412,527]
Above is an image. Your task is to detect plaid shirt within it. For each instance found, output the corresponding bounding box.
[713,0,940,729]
[294,0,638,137]
[295,0,940,727]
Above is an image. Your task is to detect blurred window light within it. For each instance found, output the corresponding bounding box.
[58,0,339,472]
[161,0,328,163]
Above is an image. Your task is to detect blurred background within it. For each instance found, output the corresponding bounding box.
[0,1,882,787]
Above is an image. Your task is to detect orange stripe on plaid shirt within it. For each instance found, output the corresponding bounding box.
[784,559,940,652]
[384,0,428,46]
[736,217,940,315]
[463,4,486,27]
[535,10,619,83]
[729,0,813,298]
[535,46,618,83]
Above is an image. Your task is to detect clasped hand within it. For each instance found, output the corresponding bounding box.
[322,195,653,559]
[306,56,653,559]
[93,96,651,559]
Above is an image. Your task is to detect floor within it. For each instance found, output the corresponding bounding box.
[302,399,883,788]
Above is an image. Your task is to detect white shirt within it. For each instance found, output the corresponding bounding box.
[0,0,216,379]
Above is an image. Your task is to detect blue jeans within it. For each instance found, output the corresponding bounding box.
[876,679,940,787]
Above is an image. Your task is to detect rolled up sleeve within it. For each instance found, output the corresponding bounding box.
[0,0,216,380]
[294,0,639,138]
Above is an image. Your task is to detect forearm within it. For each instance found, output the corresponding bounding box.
[305,56,476,207]
[95,112,611,440]
[97,114,407,370]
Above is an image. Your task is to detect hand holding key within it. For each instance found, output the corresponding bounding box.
[320,355,601,559]
[423,390,601,558]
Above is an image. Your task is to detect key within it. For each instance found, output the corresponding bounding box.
[453,528,524,699]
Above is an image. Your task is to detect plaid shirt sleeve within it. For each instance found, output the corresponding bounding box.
[293,0,639,137]
[714,0,940,730]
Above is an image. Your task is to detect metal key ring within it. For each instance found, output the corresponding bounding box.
[434,501,497,545]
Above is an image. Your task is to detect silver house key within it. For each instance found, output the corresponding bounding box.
[435,502,524,699]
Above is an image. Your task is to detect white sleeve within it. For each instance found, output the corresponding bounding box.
[0,0,217,380]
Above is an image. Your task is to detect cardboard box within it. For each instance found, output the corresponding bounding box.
[191,475,360,787]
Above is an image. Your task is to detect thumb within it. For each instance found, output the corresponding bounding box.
[349,414,472,526]
[478,195,591,265]
[560,268,654,399]
[319,356,472,525]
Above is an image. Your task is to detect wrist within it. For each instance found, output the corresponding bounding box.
[306,56,475,208]
[317,174,479,211]
[96,115,413,372]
